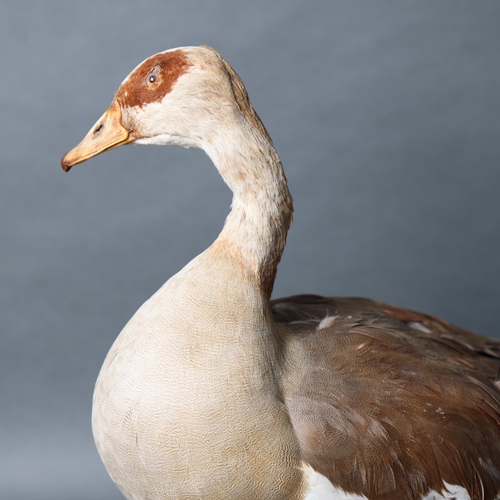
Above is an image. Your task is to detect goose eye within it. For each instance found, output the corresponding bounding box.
[146,66,161,86]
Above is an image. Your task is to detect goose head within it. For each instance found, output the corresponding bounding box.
[61,46,255,171]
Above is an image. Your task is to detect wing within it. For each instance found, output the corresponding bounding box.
[273,295,500,500]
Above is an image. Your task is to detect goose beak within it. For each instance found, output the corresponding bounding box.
[61,101,134,172]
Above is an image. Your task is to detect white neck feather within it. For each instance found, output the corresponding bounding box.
[203,119,293,298]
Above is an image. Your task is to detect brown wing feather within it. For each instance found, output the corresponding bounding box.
[273,294,500,500]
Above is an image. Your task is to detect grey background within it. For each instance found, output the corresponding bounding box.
[1,1,499,498]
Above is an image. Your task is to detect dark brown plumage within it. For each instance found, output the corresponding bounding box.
[274,295,500,499]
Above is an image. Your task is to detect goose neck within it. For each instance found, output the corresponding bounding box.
[204,125,293,298]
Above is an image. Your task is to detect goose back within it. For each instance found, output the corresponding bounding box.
[275,295,500,499]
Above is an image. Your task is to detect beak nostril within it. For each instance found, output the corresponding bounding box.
[94,123,104,134]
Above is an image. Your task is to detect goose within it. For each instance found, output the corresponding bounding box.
[61,46,500,500]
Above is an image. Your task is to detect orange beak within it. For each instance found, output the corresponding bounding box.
[61,101,135,172]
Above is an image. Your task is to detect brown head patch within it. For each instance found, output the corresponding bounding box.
[116,50,192,109]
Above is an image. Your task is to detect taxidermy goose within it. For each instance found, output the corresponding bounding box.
[61,46,500,500]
